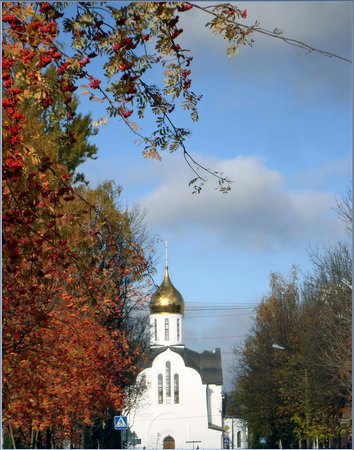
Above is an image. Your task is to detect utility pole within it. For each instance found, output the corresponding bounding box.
[231,418,234,449]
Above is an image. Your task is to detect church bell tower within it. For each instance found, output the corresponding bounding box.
[150,243,184,347]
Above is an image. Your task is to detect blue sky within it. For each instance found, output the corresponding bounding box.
[75,2,352,389]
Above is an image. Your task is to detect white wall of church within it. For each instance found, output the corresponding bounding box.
[127,348,223,449]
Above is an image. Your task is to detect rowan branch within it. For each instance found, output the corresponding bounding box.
[193,3,352,63]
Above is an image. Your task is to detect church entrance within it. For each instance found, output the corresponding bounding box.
[163,435,175,449]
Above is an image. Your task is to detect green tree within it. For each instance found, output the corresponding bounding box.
[22,64,99,183]
[232,270,300,448]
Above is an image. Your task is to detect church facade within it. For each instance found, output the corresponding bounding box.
[126,265,223,449]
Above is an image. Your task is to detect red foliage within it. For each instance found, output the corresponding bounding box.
[2,3,147,444]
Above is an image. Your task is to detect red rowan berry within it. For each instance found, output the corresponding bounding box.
[89,77,101,89]
[177,3,193,12]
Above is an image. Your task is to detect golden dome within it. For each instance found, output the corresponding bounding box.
[150,267,185,314]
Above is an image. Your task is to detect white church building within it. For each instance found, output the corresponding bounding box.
[126,263,224,449]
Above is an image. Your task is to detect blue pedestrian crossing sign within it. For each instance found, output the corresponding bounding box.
[114,415,128,430]
[259,437,267,445]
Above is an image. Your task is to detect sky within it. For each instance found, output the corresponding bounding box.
[75,1,353,390]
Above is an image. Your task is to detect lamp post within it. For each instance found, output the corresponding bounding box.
[271,343,285,351]
[341,278,352,290]
[272,343,310,449]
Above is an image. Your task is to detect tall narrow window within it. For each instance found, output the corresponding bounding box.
[177,319,180,341]
[174,374,179,404]
[154,318,157,341]
[237,431,241,448]
[158,374,163,404]
[164,318,169,341]
[165,362,171,398]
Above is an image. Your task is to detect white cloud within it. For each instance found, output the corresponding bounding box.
[139,155,345,251]
[291,155,352,189]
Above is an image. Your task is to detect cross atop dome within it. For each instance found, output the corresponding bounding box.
[165,240,168,269]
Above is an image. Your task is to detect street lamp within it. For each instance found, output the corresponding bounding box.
[341,278,352,290]
[271,343,285,351]
[272,343,310,449]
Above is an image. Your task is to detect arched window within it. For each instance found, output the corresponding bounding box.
[165,362,171,398]
[157,373,163,404]
[164,318,169,341]
[154,318,157,341]
[158,374,163,404]
[177,318,180,341]
[174,373,179,404]
[237,431,241,448]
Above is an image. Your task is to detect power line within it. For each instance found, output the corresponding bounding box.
[185,312,254,318]
[190,335,247,340]
[184,302,258,318]
[185,301,258,308]
[186,307,255,312]
[185,303,258,314]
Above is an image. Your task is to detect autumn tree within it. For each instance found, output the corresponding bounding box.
[231,217,352,448]
[2,12,154,443]
[302,190,352,430]
[3,77,155,444]
[3,137,152,449]
[232,270,301,448]
[68,181,157,448]
[298,240,352,447]
[3,140,154,448]
[302,243,352,392]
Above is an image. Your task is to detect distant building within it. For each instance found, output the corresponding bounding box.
[223,418,248,449]
[126,264,224,449]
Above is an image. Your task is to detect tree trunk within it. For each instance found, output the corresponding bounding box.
[46,429,51,449]
[34,429,39,449]
[8,423,16,449]
[30,428,35,449]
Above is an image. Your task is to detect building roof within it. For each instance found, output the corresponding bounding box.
[142,346,223,386]
[150,267,185,314]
